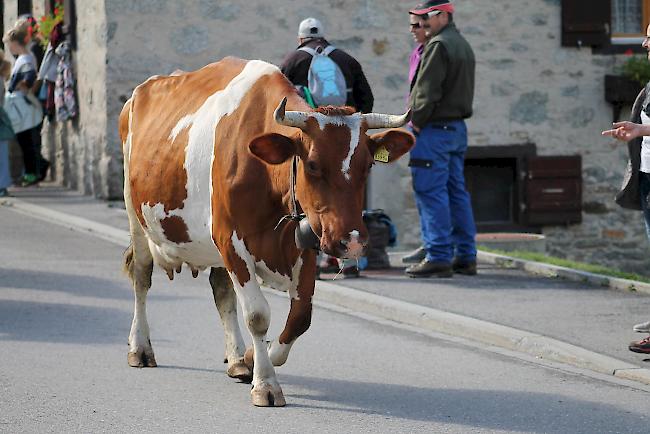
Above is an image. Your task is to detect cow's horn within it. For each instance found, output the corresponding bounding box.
[274,97,309,129]
[362,109,412,129]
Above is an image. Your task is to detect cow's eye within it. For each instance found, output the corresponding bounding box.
[306,160,321,176]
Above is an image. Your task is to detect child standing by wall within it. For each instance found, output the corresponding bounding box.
[3,27,42,186]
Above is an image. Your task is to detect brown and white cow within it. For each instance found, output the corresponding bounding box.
[119,57,414,407]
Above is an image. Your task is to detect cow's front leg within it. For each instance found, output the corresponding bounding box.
[268,251,316,366]
[224,236,285,407]
[209,267,251,382]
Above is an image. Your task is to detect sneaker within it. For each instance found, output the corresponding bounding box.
[402,246,426,264]
[405,259,453,278]
[452,259,477,276]
[21,173,39,187]
[629,336,650,354]
[633,321,650,333]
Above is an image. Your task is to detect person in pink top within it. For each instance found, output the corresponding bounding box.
[401,9,432,263]
[408,13,431,86]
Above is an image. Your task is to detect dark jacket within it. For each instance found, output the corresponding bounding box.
[409,22,475,127]
[615,85,650,210]
[280,38,374,113]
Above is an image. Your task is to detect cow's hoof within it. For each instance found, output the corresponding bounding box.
[251,383,286,407]
[127,349,157,368]
[243,347,254,369]
[227,360,253,383]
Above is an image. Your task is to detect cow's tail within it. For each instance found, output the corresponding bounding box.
[123,243,135,281]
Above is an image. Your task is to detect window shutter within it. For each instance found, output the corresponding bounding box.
[562,0,611,47]
[525,156,582,225]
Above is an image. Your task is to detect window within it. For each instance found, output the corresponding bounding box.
[561,0,648,53]
[612,0,650,43]
[17,0,32,16]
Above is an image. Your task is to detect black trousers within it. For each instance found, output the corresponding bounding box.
[15,123,43,176]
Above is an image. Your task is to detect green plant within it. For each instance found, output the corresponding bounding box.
[618,55,650,86]
[37,3,64,49]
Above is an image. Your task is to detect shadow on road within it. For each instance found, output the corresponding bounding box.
[278,374,647,432]
[0,299,130,344]
[147,364,648,432]
[0,267,132,300]
[0,268,185,301]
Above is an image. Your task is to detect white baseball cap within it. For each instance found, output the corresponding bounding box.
[298,17,324,38]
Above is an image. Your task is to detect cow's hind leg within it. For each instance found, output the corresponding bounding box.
[124,234,156,368]
[209,267,252,382]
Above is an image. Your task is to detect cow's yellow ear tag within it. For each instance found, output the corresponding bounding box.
[374,146,390,163]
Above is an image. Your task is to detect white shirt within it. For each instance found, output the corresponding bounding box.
[640,110,650,173]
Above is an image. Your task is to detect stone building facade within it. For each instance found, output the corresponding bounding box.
[3,0,649,273]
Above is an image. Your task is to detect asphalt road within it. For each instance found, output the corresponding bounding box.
[1,207,650,433]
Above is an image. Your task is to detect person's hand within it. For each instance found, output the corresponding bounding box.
[601,121,645,142]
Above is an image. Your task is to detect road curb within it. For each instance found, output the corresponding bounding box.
[314,280,650,385]
[0,197,130,246]
[4,195,650,385]
[476,250,650,296]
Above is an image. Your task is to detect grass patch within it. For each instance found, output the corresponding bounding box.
[478,246,650,284]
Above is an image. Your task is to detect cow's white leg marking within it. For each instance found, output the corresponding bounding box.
[268,341,294,367]
[229,232,285,406]
[255,257,305,366]
[123,134,156,368]
[209,267,251,381]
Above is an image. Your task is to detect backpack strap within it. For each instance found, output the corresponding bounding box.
[298,45,337,57]
[321,45,336,56]
[298,46,318,57]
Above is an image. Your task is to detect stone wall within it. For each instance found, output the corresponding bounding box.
[9,0,649,273]
[29,0,110,197]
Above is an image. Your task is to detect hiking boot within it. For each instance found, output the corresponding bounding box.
[21,173,39,187]
[633,321,650,333]
[318,255,340,273]
[402,246,426,264]
[405,260,453,278]
[629,336,650,354]
[342,265,360,278]
[452,259,477,276]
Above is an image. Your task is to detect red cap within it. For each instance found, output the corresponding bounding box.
[409,1,455,16]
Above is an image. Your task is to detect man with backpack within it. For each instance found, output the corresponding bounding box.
[280,17,374,113]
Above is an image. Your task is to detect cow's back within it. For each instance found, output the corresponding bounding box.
[122,57,271,270]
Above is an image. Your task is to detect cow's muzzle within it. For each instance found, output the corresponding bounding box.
[295,217,321,250]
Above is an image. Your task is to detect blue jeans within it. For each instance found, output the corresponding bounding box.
[640,172,650,242]
[0,140,11,190]
[410,121,477,263]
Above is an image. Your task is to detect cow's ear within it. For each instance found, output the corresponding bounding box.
[249,133,297,165]
[367,129,415,163]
